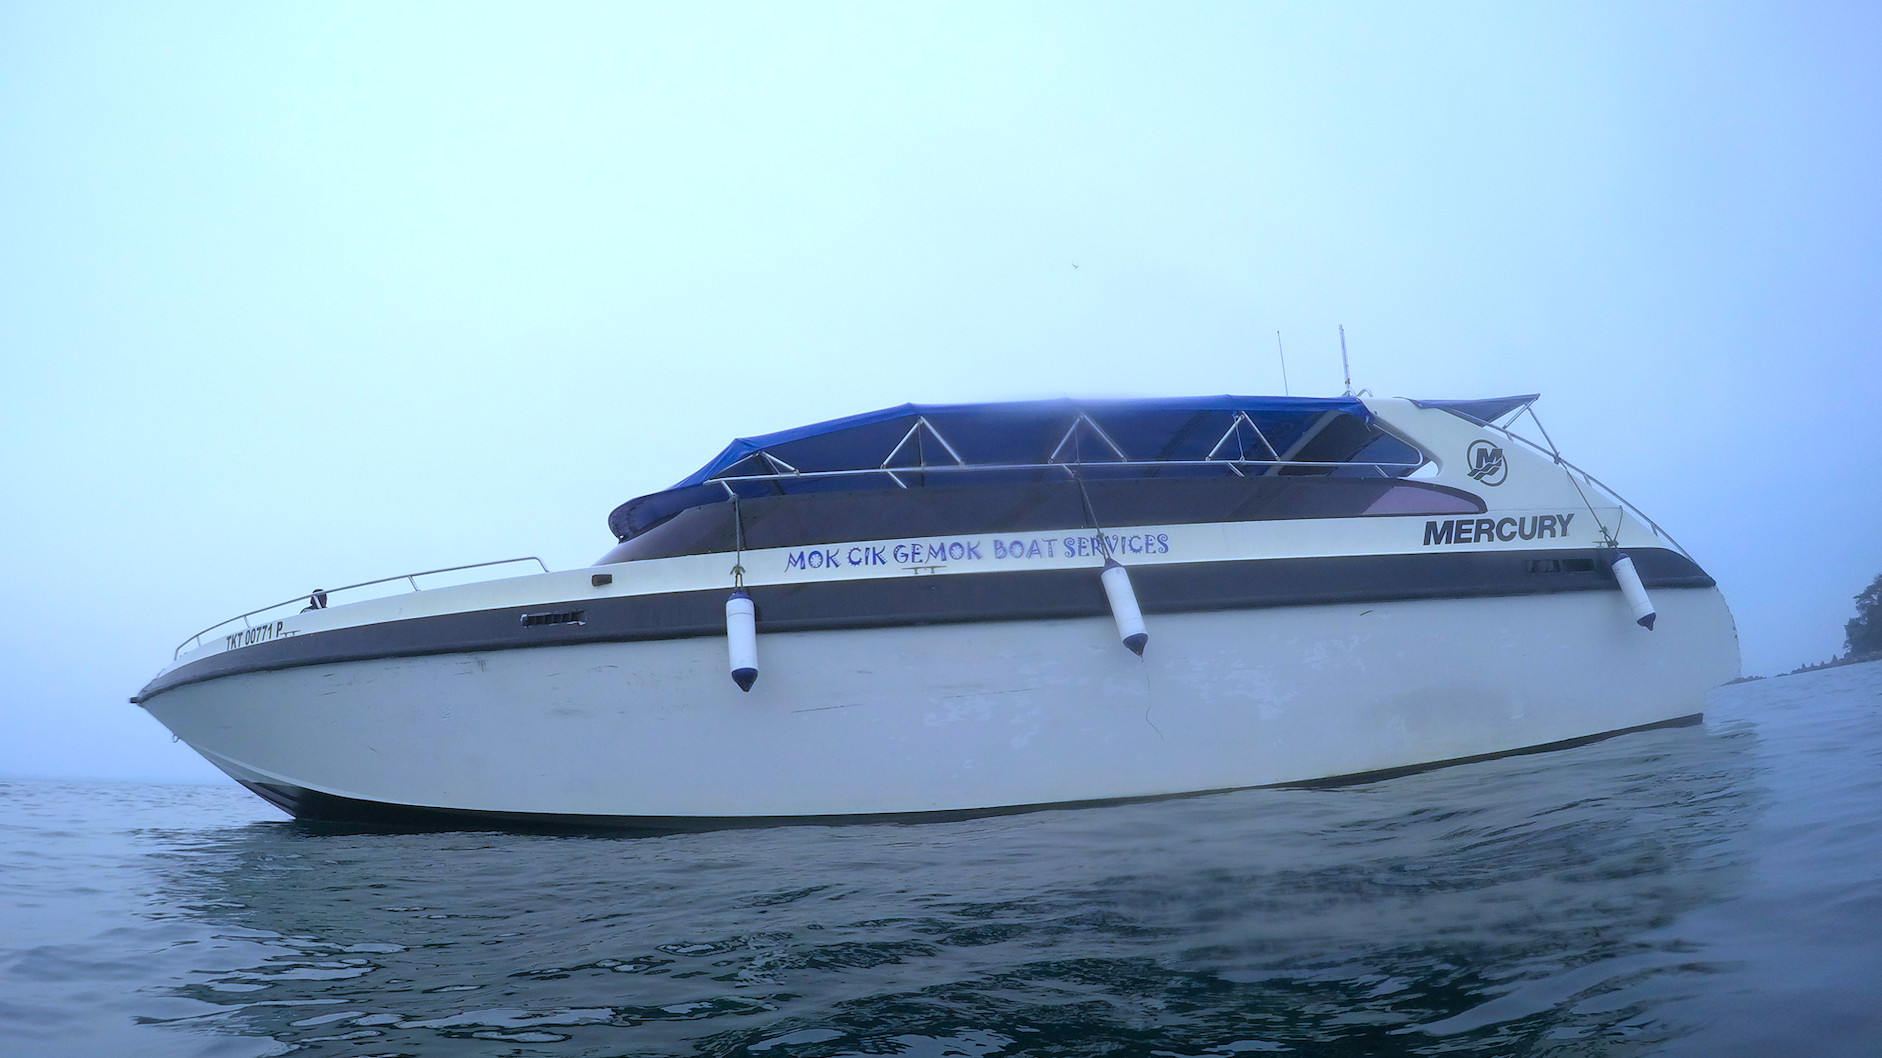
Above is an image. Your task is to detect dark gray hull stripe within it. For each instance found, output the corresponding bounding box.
[138,547,1712,703]
[240,713,1704,835]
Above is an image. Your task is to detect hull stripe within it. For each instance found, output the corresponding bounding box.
[139,547,1711,703]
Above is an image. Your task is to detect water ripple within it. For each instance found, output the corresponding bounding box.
[5,664,1882,1055]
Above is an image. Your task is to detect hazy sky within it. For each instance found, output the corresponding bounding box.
[4,3,1878,782]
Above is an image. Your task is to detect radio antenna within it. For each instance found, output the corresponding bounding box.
[1339,324,1353,396]
[1275,331,1290,396]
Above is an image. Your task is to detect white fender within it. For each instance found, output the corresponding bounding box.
[1101,557,1149,655]
[1610,552,1657,631]
[726,589,759,690]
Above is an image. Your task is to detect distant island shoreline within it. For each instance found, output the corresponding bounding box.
[1729,650,1880,685]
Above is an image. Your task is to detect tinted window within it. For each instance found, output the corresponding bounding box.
[597,479,1483,562]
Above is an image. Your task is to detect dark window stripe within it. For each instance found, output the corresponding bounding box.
[599,477,1484,562]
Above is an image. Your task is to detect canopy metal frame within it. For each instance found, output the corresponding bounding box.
[878,416,970,488]
[702,406,1423,496]
[708,456,1424,496]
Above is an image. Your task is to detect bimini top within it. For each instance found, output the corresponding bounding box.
[609,395,1423,542]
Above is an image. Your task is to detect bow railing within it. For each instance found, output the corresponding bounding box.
[173,557,550,659]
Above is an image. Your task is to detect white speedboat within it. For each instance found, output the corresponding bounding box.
[134,395,1739,830]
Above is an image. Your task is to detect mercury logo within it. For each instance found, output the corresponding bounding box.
[1466,440,1507,486]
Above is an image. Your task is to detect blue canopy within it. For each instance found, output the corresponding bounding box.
[675,395,1371,487]
[610,395,1385,541]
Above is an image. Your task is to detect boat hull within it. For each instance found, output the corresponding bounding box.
[144,584,1738,828]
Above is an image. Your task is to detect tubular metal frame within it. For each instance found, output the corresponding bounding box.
[174,557,551,659]
[1459,405,1696,561]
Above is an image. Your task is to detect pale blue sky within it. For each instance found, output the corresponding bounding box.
[3,3,1878,781]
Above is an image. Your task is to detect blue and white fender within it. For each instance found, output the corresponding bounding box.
[1609,551,1657,631]
[726,589,759,690]
[1101,557,1149,655]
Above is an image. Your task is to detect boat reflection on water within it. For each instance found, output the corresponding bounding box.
[143,717,1760,1056]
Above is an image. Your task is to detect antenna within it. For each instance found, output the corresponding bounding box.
[1275,331,1290,396]
[1339,324,1353,396]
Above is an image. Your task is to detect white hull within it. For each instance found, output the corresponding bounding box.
[147,586,1738,822]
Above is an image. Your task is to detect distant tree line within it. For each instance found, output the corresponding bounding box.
[1848,573,1882,659]
[1782,572,1882,676]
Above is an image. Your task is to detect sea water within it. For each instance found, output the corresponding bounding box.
[3,662,1879,1057]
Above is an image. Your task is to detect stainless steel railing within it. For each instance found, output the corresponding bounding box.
[1484,412,1697,561]
[174,556,551,659]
